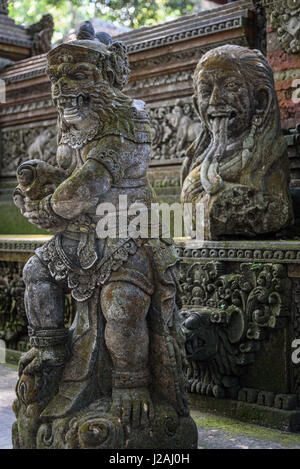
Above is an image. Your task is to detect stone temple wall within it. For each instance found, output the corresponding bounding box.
[1,0,300,431]
[0,0,258,234]
[262,1,300,192]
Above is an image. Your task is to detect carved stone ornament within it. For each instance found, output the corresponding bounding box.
[149,100,202,162]
[1,125,57,177]
[181,45,294,240]
[26,13,54,56]
[12,21,197,449]
[179,261,291,398]
[0,0,8,15]
[263,0,300,54]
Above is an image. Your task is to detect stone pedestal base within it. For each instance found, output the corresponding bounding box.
[12,397,197,449]
[176,238,300,431]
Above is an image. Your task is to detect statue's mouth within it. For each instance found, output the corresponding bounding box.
[56,94,89,124]
[208,110,236,125]
[185,334,205,356]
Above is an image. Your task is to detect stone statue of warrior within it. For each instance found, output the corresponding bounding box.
[181,45,294,240]
[12,22,197,449]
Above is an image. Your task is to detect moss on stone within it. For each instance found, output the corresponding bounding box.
[191,410,300,447]
[0,202,49,235]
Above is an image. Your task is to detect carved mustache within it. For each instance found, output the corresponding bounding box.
[206,106,237,122]
[53,93,90,124]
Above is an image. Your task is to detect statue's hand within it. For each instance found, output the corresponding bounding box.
[23,199,47,228]
[13,186,26,215]
[111,387,154,430]
[23,195,67,231]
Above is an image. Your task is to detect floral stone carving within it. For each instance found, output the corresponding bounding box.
[12,22,197,449]
[181,45,294,240]
[263,0,300,55]
[179,261,291,398]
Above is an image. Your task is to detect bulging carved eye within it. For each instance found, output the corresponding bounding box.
[287,0,298,10]
[199,86,211,96]
[73,73,87,80]
[225,81,238,90]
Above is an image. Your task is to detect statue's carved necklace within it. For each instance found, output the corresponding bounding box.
[61,124,101,149]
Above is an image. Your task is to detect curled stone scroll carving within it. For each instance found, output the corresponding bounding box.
[179,261,291,399]
[263,0,300,54]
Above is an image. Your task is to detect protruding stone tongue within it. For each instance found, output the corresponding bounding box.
[200,115,229,194]
[212,115,229,152]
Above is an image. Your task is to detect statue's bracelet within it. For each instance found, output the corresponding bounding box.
[113,370,151,388]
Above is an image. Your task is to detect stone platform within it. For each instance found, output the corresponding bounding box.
[176,238,300,431]
[2,365,300,449]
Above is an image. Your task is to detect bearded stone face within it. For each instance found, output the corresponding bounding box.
[48,62,102,127]
[195,57,254,143]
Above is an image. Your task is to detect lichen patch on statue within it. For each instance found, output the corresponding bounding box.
[181,45,294,240]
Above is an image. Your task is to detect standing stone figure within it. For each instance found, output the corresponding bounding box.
[181,45,294,240]
[12,22,197,449]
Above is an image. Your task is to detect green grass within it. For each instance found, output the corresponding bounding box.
[191,410,300,448]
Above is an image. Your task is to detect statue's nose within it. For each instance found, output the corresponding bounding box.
[55,77,74,94]
[184,315,200,330]
[209,85,223,106]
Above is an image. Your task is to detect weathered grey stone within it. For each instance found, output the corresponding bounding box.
[11,21,197,449]
[181,44,294,240]
[262,0,300,55]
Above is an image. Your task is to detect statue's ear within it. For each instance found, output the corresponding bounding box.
[255,86,272,124]
[226,308,245,344]
[193,95,200,116]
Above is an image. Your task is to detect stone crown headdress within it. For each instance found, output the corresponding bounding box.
[47,21,130,89]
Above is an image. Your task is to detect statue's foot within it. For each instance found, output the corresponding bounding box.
[18,344,67,377]
[110,387,154,431]
[18,347,39,377]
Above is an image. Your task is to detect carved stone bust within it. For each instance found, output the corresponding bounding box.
[181,45,294,240]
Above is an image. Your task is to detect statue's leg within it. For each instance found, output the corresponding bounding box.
[13,256,69,448]
[20,255,68,375]
[101,281,154,427]
[23,255,65,330]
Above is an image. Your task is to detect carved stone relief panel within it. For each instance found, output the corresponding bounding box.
[179,261,292,400]
[263,0,300,54]
[148,98,201,163]
[0,122,57,177]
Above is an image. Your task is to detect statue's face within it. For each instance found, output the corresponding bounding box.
[180,310,218,361]
[195,57,253,140]
[48,61,100,126]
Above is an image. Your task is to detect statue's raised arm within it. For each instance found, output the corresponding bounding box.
[12,21,197,450]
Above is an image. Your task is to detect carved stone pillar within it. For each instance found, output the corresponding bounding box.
[177,239,300,431]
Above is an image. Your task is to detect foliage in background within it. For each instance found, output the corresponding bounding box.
[9,0,200,42]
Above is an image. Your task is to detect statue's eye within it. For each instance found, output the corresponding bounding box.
[74,73,87,80]
[199,86,211,96]
[225,81,239,90]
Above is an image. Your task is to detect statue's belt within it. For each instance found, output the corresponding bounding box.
[112,177,147,188]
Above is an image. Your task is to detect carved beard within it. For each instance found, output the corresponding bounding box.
[200,116,229,195]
